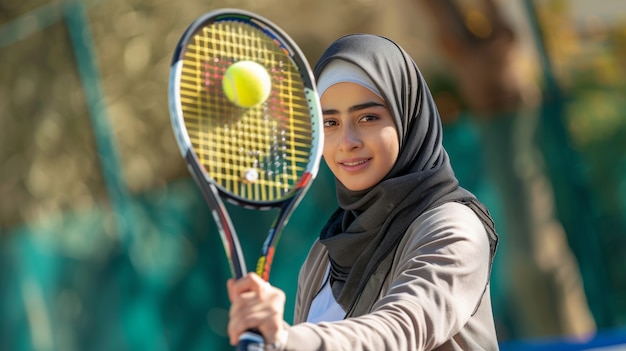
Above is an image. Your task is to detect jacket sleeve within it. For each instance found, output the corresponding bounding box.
[283,202,494,351]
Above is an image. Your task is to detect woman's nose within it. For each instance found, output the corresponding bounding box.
[338,125,362,151]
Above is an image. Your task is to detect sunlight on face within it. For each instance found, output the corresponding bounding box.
[321,82,399,191]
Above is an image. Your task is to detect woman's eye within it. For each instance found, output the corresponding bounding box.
[360,114,379,123]
[323,119,338,127]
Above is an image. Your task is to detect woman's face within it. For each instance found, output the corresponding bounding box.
[321,82,399,191]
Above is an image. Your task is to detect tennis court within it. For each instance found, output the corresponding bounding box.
[1,0,625,350]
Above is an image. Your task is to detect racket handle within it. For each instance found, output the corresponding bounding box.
[236,330,264,351]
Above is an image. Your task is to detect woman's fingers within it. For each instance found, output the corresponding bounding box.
[227,273,286,346]
[228,272,266,301]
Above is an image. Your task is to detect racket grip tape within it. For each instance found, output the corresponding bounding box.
[236,330,265,351]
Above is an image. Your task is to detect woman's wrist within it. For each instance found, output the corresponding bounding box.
[266,327,288,351]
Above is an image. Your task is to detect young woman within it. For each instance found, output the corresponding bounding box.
[227,34,500,351]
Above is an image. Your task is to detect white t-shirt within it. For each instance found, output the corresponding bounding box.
[306,265,345,323]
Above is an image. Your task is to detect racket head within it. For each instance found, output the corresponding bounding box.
[169,9,323,209]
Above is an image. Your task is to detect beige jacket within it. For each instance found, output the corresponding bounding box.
[282,202,499,350]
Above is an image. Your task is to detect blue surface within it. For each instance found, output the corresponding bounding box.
[500,329,626,351]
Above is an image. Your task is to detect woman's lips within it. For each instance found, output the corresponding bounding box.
[338,158,371,171]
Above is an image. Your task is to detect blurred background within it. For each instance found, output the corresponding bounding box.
[1,0,625,350]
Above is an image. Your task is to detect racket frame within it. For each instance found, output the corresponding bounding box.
[168,8,323,282]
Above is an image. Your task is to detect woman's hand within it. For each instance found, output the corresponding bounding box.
[227,273,287,347]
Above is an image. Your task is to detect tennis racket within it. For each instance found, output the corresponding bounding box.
[168,8,323,350]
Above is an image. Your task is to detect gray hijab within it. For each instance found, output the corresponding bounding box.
[314,34,498,315]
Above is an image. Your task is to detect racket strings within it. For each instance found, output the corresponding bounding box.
[178,20,313,202]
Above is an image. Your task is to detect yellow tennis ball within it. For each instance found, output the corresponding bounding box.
[222,61,272,108]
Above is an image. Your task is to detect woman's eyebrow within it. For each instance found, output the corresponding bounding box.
[322,101,386,115]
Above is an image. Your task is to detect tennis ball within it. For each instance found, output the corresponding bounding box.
[222,60,272,108]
